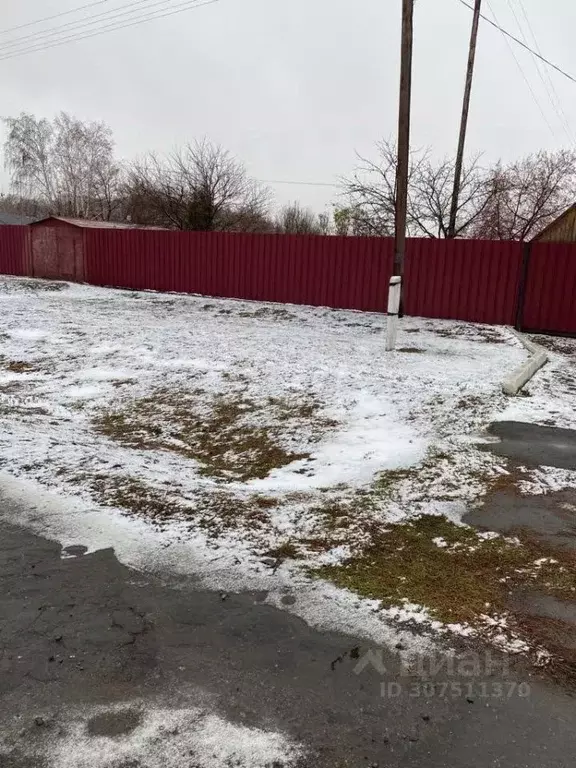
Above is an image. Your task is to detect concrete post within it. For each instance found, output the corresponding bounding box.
[385,276,402,352]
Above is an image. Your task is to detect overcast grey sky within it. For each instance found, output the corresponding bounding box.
[1,0,575,213]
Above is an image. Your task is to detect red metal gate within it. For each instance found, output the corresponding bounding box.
[31,220,83,281]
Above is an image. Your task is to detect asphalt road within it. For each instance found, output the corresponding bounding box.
[1,514,575,767]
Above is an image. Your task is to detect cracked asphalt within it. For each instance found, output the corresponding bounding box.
[1,513,576,767]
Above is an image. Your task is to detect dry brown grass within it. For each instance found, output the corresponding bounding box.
[93,387,337,483]
[6,360,38,373]
[74,471,279,535]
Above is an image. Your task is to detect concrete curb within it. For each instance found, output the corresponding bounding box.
[502,329,549,396]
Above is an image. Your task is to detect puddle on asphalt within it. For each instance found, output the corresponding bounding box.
[87,708,143,737]
[466,421,576,550]
[465,489,576,551]
[481,421,576,471]
[515,592,576,631]
[61,544,89,559]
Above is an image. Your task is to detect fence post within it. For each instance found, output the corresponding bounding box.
[515,242,532,332]
[385,276,402,351]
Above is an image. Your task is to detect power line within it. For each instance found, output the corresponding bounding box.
[514,0,575,143]
[259,179,340,188]
[0,0,220,62]
[485,0,556,136]
[1,0,180,51]
[504,0,573,144]
[457,0,576,85]
[0,0,114,36]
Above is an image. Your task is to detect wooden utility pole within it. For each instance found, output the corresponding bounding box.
[393,0,414,276]
[448,0,482,238]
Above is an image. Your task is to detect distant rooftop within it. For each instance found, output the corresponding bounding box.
[31,216,168,230]
[0,211,36,226]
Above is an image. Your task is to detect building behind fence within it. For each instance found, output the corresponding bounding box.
[0,220,575,336]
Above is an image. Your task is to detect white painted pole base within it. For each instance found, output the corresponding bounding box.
[385,276,402,351]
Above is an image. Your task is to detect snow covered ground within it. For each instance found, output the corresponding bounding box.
[0,275,567,658]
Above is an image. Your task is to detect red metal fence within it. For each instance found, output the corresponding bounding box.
[0,226,29,277]
[82,230,526,326]
[404,238,522,326]
[521,243,576,335]
[83,230,395,312]
[0,224,575,335]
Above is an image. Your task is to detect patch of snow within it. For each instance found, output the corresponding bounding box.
[76,367,135,382]
[8,328,49,341]
[517,465,576,495]
[7,702,303,768]
[65,385,107,399]
[477,531,500,541]
[251,394,427,491]
[0,372,24,384]
[160,357,229,372]
[432,537,448,548]
[315,544,353,565]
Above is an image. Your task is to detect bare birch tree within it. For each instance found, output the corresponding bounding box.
[3,111,122,220]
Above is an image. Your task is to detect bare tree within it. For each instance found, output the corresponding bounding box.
[3,111,121,220]
[341,140,399,236]
[409,153,494,238]
[3,113,55,205]
[341,139,493,238]
[472,150,576,240]
[275,202,324,234]
[125,139,270,231]
[317,212,332,235]
[342,140,576,241]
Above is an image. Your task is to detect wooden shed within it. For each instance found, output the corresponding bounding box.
[29,217,163,282]
[532,204,576,243]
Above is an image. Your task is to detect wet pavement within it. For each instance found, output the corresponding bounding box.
[483,421,576,471]
[1,516,576,767]
[465,489,576,551]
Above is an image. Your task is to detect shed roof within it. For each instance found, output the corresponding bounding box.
[531,203,576,242]
[31,216,167,230]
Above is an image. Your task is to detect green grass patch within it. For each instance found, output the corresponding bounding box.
[316,514,576,625]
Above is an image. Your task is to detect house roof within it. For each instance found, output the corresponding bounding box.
[31,216,167,230]
[531,203,576,242]
[0,211,36,226]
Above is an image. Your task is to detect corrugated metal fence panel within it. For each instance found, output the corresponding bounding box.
[0,225,29,276]
[404,238,522,325]
[83,230,395,312]
[522,243,576,334]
